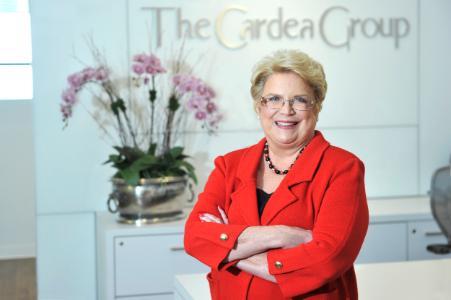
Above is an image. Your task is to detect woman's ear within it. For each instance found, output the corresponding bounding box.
[256,106,262,119]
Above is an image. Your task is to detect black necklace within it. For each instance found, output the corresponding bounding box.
[263,142,307,175]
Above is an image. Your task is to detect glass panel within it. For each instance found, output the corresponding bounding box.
[0,12,32,63]
[0,0,28,12]
[0,65,33,100]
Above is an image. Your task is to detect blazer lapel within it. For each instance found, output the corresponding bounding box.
[260,182,297,225]
[261,131,330,225]
[230,183,260,225]
[231,138,266,226]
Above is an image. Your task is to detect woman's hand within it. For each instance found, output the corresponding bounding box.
[199,206,229,224]
[236,252,276,283]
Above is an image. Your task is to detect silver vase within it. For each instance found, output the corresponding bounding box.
[107,176,194,224]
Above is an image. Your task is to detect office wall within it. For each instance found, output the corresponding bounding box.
[31,0,451,299]
[419,0,451,193]
[31,0,128,298]
[0,101,35,259]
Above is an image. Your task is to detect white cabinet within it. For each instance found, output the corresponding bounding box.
[357,220,451,264]
[357,223,408,263]
[96,212,208,300]
[408,220,451,260]
[356,196,451,264]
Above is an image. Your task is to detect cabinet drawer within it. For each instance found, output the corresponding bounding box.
[408,220,451,260]
[356,222,407,263]
[114,233,208,297]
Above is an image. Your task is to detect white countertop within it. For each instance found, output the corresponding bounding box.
[174,258,451,300]
[367,195,431,222]
[98,195,432,229]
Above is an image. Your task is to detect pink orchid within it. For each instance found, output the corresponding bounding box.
[81,67,96,81]
[145,65,156,75]
[62,87,77,105]
[186,95,208,112]
[133,53,147,63]
[60,104,72,120]
[206,102,216,113]
[61,52,221,134]
[132,53,166,76]
[132,64,145,75]
[95,67,108,81]
[67,72,84,89]
[195,111,207,120]
[207,112,223,127]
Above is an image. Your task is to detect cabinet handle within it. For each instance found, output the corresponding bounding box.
[425,231,443,237]
[170,246,185,251]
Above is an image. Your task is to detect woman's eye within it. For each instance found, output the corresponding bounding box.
[268,96,282,102]
[293,97,308,104]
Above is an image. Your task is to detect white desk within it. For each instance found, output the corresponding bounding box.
[174,258,451,300]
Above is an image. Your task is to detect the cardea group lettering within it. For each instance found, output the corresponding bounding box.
[142,5,411,50]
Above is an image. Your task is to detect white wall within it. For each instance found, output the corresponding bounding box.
[419,0,451,193]
[31,0,129,298]
[0,100,35,259]
[30,0,451,299]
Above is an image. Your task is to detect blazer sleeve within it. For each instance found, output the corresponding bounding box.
[184,155,248,271]
[266,157,369,298]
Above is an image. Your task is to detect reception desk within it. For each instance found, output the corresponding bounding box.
[174,258,451,300]
[98,196,451,298]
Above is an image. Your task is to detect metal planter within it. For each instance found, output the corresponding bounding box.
[107,176,192,224]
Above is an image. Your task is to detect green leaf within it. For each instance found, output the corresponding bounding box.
[113,146,122,153]
[136,154,157,168]
[115,146,145,162]
[169,146,184,159]
[102,154,121,165]
[179,161,197,184]
[118,167,140,185]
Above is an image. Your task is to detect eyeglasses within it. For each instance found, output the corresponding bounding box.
[260,95,315,111]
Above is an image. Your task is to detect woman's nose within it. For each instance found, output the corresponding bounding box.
[279,100,296,115]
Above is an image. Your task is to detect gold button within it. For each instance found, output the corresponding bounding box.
[219,233,228,241]
[275,261,283,269]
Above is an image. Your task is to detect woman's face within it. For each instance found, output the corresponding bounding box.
[258,72,318,149]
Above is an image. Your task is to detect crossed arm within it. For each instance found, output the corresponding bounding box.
[199,207,312,282]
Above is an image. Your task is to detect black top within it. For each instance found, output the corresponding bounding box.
[256,188,272,217]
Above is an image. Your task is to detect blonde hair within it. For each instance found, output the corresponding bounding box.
[250,49,327,114]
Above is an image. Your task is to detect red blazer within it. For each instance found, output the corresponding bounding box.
[184,131,369,299]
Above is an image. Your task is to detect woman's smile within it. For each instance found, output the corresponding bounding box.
[274,120,299,129]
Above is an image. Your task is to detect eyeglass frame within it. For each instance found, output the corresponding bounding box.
[260,94,316,111]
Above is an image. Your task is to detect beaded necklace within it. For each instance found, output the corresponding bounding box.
[263,143,306,175]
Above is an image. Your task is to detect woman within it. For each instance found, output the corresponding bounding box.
[184,49,369,299]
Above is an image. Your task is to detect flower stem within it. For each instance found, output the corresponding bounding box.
[149,75,156,146]
[121,108,139,148]
[163,94,180,152]
[103,82,129,146]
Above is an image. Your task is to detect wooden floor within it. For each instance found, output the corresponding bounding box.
[0,258,36,300]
